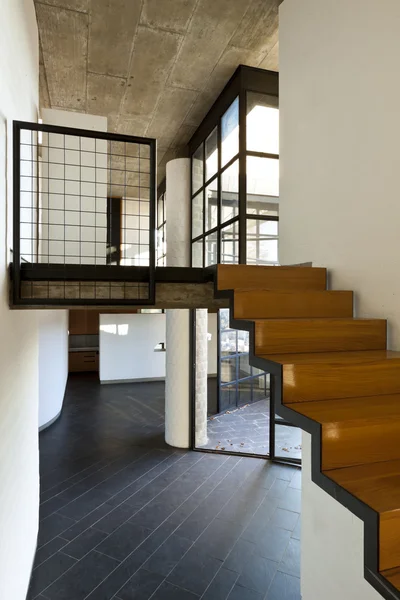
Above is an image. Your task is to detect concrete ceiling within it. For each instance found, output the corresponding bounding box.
[35,0,280,183]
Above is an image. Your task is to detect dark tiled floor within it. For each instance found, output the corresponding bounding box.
[202,399,302,459]
[28,375,301,600]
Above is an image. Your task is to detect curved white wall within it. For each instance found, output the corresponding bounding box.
[38,311,69,429]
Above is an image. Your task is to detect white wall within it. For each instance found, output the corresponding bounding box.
[0,1,39,599]
[100,313,166,382]
[38,109,108,265]
[207,312,218,376]
[279,0,400,597]
[302,433,382,600]
[38,311,68,429]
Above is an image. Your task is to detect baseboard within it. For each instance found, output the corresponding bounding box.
[100,376,166,384]
[39,407,63,432]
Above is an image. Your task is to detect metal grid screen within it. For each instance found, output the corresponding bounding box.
[13,121,156,305]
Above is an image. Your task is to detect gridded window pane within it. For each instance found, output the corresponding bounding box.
[205,127,218,182]
[192,143,203,194]
[253,375,267,402]
[221,220,239,264]
[247,219,278,265]
[275,424,302,460]
[247,92,279,154]
[192,190,203,238]
[192,239,203,267]
[221,356,237,383]
[221,328,237,356]
[220,384,237,412]
[238,378,252,406]
[205,181,218,232]
[219,308,231,332]
[205,231,218,266]
[239,353,251,379]
[247,156,279,199]
[238,330,249,354]
[221,160,239,224]
[221,97,239,167]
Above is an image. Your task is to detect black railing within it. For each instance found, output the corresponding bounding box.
[12,121,156,306]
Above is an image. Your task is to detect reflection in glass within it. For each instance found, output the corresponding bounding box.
[192,239,203,267]
[221,220,239,264]
[205,231,218,266]
[221,160,239,224]
[275,424,302,460]
[247,92,279,154]
[247,156,279,198]
[221,97,239,167]
[205,181,218,232]
[238,378,252,406]
[192,143,203,194]
[220,328,237,356]
[192,191,203,239]
[205,127,218,182]
[239,353,251,379]
[220,384,237,412]
[253,375,267,402]
[247,219,278,265]
[221,356,237,383]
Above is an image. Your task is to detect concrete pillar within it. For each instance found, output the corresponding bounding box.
[164,158,208,448]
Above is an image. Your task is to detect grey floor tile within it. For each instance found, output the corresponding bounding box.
[255,525,291,563]
[151,581,200,599]
[27,552,77,598]
[144,534,192,577]
[202,568,238,600]
[167,546,223,596]
[33,537,69,569]
[37,513,77,548]
[60,502,116,541]
[227,583,264,600]
[277,488,301,514]
[266,571,301,600]
[267,479,290,499]
[117,568,164,600]
[96,522,152,561]
[291,517,301,541]
[44,550,120,599]
[237,554,278,594]
[61,527,107,559]
[289,470,302,490]
[269,508,299,532]
[92,503,136,535]
[278,539,300,578]
[194,518,241,561]
[223,539,256,574]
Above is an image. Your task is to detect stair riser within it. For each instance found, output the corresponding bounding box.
[234,290,354,320]
[283,360,400,403]
[256,320,387,355]
[322,420,400,470]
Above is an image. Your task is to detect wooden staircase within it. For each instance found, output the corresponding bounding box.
[215,263,400,600]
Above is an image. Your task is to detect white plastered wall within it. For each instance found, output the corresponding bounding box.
[0,1,40,598]
[279,0,400,597]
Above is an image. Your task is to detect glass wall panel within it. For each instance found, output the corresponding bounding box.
[205,127,218,182]
[238,378,252,406]
[221,220,239,264]
[247,156,279,199]
[192,239,203,267]
[192,143,203,194]
[247,219,278,265]
[221,97,239,167]
[247,92,279,155]
[221,356,237,383]
[205,231,218,266]
[221,160,239,224]
[192,190,203,239]
[205,180,218,232]
[275,424,302,460]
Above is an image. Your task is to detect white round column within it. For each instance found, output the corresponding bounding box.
[164,158,208,448]
[165,158,191,448]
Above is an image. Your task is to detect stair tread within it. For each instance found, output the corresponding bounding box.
[259,350,400,365]
[289,394,400,423]
[328,459,400,513]
[382,566,400,590]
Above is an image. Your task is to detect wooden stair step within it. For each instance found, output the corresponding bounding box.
[259,350,400,403]
[255,318,387,354]
[290,394,400,469]
[328,460,400,571]
[233,289,354,319]
[217,264,327,291]
[381,566,400,591]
